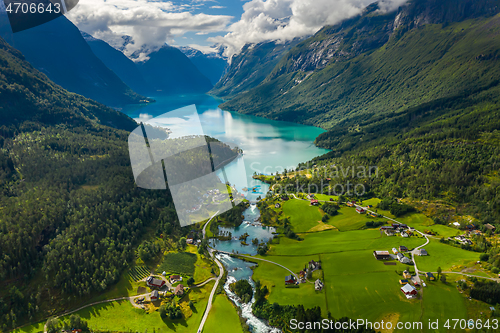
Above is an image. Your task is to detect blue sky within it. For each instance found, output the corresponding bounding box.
[66,0,408,59]
[169,0,245,47]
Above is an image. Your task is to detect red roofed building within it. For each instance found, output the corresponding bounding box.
[311,200,319,206]
[356,207,366,214]
[401,284,417,298]
[146,276,165,288]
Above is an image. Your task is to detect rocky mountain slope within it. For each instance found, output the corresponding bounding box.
[220,0,500,130]
[210,39,301,98]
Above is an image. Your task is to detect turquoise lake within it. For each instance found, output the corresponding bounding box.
[122,94,330,201]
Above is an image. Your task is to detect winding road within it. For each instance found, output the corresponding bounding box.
[197,211,222,333]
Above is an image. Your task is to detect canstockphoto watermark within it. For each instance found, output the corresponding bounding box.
[290,319,424,331]
[128,105,248,227]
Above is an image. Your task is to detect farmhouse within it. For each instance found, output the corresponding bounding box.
[399,279,409,285]
[392,248,399,254]
[385,230,395,236]
[146,276,166,288]
[311,200,319,206]
[403,270,412,279]
[401,284,417,299]
[315,279,324,291]
[373,251,391,260]
[309,260,321,270]
[346,201,356,207]
[416,249,428,256]
[285,275,297,285]
[299,270,306,279]
[174,284,184,296]
[401,232,409,238]
[356,207,366,214]
[399,246,408,252]
[369,212,378,218]
[307,194,315,200]
[150,290,159,301]
[425,272,435,281]
[186,238,194,245]
[275,203,281,208]
[170,275,181,284]
[400,256,412,264]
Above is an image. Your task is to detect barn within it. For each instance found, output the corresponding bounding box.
[373,251,391,260]
[401,284,417,299]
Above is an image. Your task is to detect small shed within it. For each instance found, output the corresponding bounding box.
[285,275,296,285]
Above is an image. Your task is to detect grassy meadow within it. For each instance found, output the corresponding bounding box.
[203,295,244,333]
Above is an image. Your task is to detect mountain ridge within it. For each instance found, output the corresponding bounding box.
[219,0,500,130]
[0,15,149,107]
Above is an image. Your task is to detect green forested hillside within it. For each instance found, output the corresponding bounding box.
[0,36,181,329]
[222,14,500,128]
[220,0,500,226]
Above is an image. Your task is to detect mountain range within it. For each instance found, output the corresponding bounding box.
[0,15,149,107]
[210,39,301,99]
[216,0,500,141]
[0,35,136,132]
[179,46,228,86]
[136,45,213,94]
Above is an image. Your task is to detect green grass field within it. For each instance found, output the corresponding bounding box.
[413,239,480,272]
[157,252,197,275]
[268,229,425,256]
[193,249,215,283]
[203,295,244,333]
[251,258,328,316]
[282,199,323,232]
[327,207,384,231]
[255,212,474,332]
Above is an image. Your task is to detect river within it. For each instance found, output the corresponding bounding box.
[123,94,329,332]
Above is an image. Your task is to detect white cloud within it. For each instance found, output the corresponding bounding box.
[210,5,227,9]
[209,0,408,58]
[67,0,232,60]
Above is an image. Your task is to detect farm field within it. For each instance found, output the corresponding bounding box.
[203,295,244,333]
[313,194,339,201]
[420,282,468,331]
[268,229,426,256]
[157,251,197,275]
[413,239,480,272]
[251,259,328,316]
[327,206,386,231]
[282,199,323,232]
[253,207,477,332]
